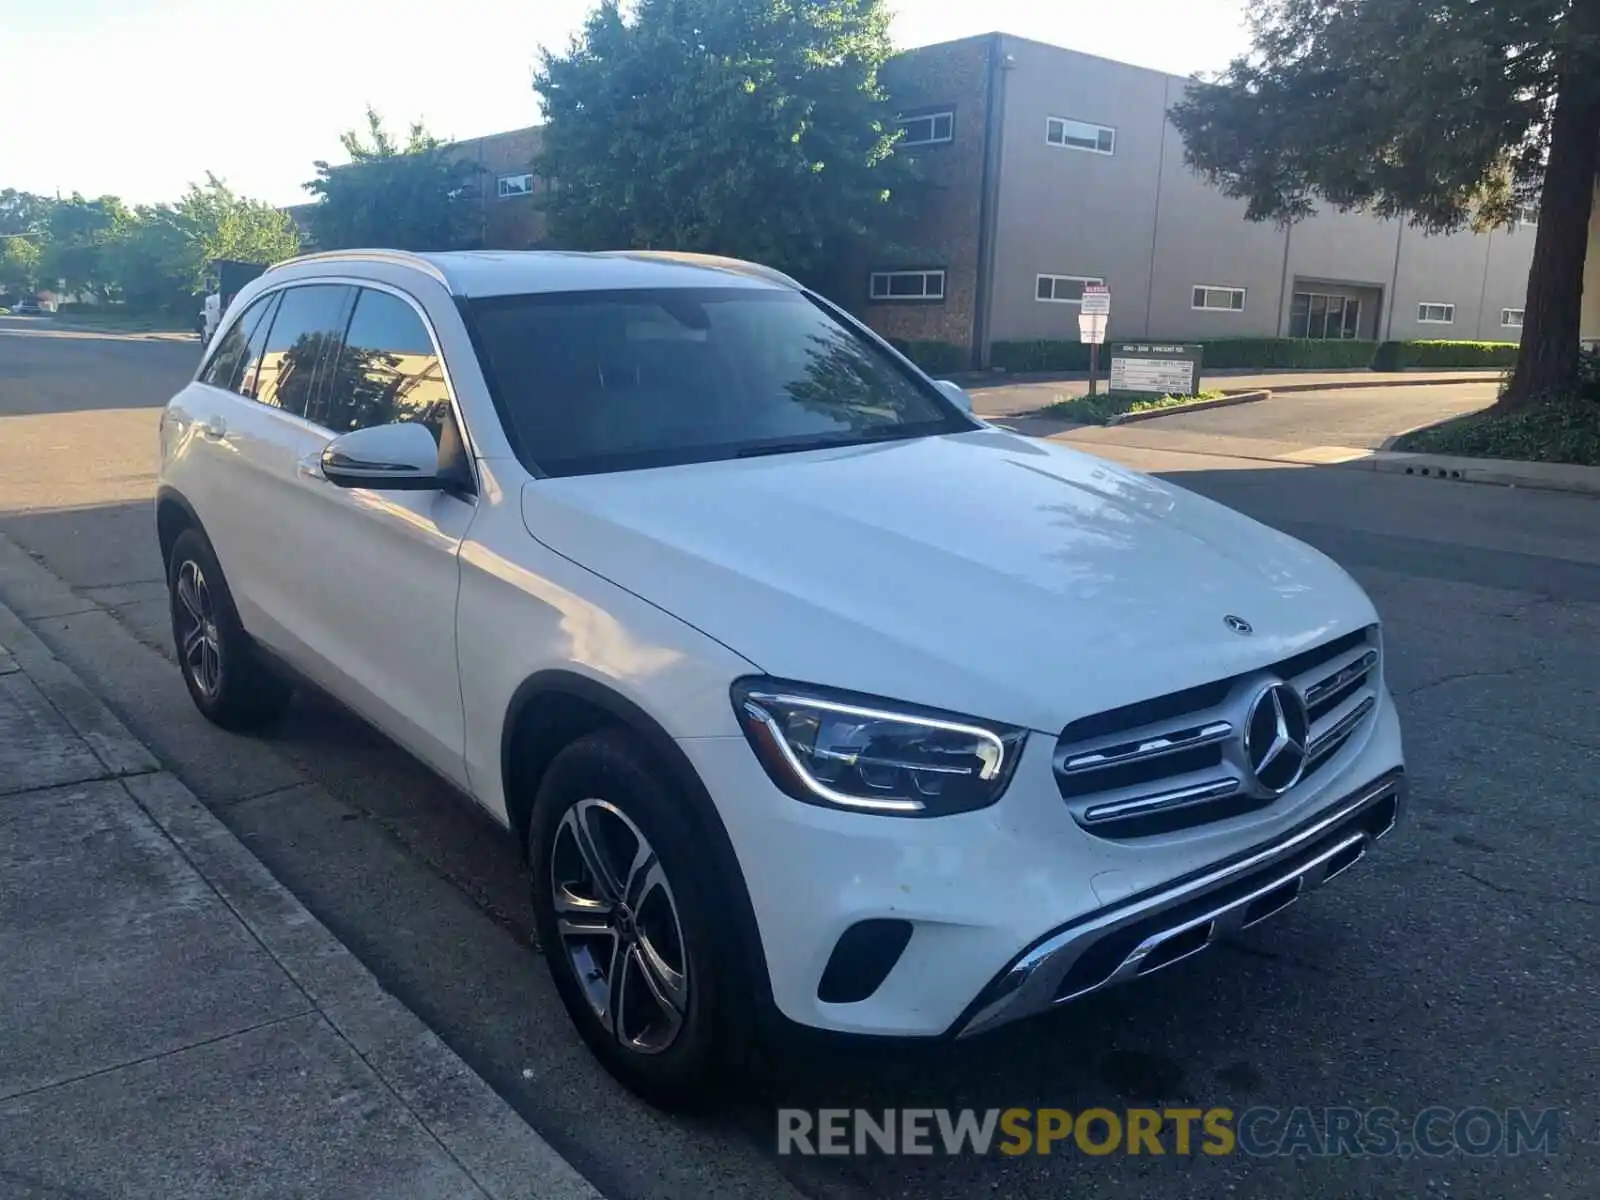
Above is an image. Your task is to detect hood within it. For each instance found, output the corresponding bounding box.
[520,428,1377,733]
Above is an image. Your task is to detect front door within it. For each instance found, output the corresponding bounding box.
[270,285,476,787]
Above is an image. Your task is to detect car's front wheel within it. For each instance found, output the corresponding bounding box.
[528,730,744,1108]
[167,527,292,731]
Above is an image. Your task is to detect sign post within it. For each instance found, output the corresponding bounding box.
[1078,284,1111,396]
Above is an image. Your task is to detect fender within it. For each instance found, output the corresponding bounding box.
[500,668,776,1013]
[155,485,208,570]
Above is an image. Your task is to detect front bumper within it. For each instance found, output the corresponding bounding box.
[955,768,1403,1037]
[677,688,1404,1039]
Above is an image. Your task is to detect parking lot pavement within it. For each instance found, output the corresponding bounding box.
[2,325,1597,1199]
[968,370,1503,421]
[1085,381,1501,450]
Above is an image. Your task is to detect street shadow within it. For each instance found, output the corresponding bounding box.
[0,324,201,416]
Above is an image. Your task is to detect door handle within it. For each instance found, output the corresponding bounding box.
[198,416,227,440]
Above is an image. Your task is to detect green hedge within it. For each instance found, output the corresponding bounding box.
[990,340,1094,373]
[994,338,1374,372]
[1371,340,1518,370]
[887,338,967,375]
[989,337,1519,373]
[1197,338,1378,370]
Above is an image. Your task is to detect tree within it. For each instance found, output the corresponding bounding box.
[102,210,188,311]
[0,235,41,296]
[533,0,913,296]
[170,174,301,288]
[1169,0,1600,406]
[38,193,128,299]
[96,177,298,313]
[0,189,52,237]
[302,108,483,251]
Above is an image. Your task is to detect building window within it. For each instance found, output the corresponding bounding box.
[1192,285,1246,312]
[1289,292,1362,339]
[1515,205,1538,229]
[1046,117,1115,155]
[1501,308,1525,328]
[898,110,954,147]
[1036,274,1104,304]
[869,269,946,302]
[497,173,534,199]
[1417,302,1455,324]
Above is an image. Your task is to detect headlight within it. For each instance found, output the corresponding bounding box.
[731,679,1027,816]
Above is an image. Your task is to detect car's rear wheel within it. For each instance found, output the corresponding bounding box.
[528,729,745,1108]
[167,528,292,730]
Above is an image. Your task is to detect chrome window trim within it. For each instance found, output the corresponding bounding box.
[206,275,483,498]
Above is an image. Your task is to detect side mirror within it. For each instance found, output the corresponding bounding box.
[321,423,441,490]
[933,378,974,414]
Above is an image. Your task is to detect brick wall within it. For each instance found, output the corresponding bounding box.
[282,126,550,251]
[861,37,993,361]
[455,126,550,249]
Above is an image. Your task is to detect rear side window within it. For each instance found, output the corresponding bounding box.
[252,284,354,418]
[314,288,452,439]
[200,293,278,394]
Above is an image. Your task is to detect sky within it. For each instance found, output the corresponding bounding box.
[0,0,1251,209]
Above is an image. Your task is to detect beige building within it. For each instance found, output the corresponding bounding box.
[868,33,1539,366]
[285,35,1556,368]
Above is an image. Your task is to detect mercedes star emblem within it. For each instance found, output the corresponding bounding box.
[1224,614,1253,635]
[1244,682,1310,795]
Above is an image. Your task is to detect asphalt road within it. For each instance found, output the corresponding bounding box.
[2,317,1597,1199]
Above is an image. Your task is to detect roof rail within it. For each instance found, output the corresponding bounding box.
[592,250,803,291]
[266,248,451,289]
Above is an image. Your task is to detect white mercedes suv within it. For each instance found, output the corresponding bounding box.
[156,249,1404,1105]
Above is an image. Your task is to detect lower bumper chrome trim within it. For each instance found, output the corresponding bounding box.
[954,771,1403,1038]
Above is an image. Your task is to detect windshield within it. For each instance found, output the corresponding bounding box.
[465,286,972,476]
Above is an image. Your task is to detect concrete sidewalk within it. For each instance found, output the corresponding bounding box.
[0,601,600,1199]
[967,369,1503,418]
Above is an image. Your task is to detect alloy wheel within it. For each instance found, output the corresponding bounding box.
[550,798,690,1055]
[174,559,223,699]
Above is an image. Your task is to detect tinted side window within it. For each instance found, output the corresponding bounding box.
[199,293,277,394]
[253,285,353,418]
[316,288,452,439]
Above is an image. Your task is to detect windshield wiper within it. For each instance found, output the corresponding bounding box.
[735,427,918,459]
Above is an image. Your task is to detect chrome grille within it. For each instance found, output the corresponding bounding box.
[1054,626,1381,838]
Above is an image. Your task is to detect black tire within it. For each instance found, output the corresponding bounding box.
[167,527,292,731]
[528,729,747,1109]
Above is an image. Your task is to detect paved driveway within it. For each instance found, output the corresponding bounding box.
[1118,382,1501,450]
[974,377,1499,450]
[1,323,1596,1199]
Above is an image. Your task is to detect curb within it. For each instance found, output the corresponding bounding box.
[1356,451,1600,497]
[0,595,604,1200]
[1106,389,1272,426]
[1255,374,1496,396]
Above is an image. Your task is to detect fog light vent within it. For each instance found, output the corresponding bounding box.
[818,919,913,1003]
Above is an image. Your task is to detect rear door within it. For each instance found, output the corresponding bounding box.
[268,284,476,786]
[177,287,280,588]
[191,283,356,655]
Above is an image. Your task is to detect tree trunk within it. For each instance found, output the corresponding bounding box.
[1502,65,1600,408]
